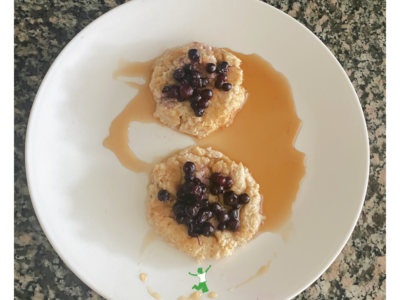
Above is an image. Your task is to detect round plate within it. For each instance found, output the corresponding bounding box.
[26,0,369,299]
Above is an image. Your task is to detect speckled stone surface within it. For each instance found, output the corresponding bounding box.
[14,0,386,299]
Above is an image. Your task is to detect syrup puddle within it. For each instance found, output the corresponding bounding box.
[104,49,306,237]
[147,286,163,300]
[230,260,272,290]
[177,291,202,300]
[140,273,148,283]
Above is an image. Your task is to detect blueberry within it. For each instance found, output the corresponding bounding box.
[217,61,229,74]
[173,68,185,81]
[182,181,194,194]
[183,161,196,174]
[192,78,202,88]
[226,219,240,232]
[216,211,229,223]
[180,84,194,98]
[238,193,250,205]
[224,176,234,189]
[162,86,170,93]
[196,210,212,224]
[176,213,186,224]
[188,49,200,62]
[231,202,242,209]
[191,93,202,103]
[191,70,201,79]
[222,83,232,91]
[194,108,205,117]
[167,85,180,98]
[223,191,238,207]
[228,209,239,220]
[185,204,200,217]
[200,199,209,209]
[193,178,202,185]
[190,185,203,200]
[205,63,216,73]
[215,78,224,89]
[185,174,195,182]
[198,99,209,109]
[183,64,193,74]
[217,73,228,82]
[217,222,227,231]
[210,173,220,184]
[188,223,200,237]
[176,189,186,200]
[157,190,170,202]
[210,202,222,214]
[215,174,226,187]
[210,185,224,195]
[200,89,213,100]
[202,222,215,236]
[200,183,207,194]
[191,101,199,110]
[173,201,185,215]
[183,215,193,226]
[202,78,209,87]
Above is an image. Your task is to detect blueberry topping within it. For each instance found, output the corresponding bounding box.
[198,99,210,109]
[191,78,202,88]
[167,85,180,98]
[217,222,227,231]
[183,161,195,175]
[217,61,229,74]
[223,191,238,207]
[157,190,170,202]
[206,63,216,73]
[162,86,170,93]
[201,78,209,87]
[210,185,224,195]
[194,108,205,117]
[173,68,185,81]
[228,209,239,220]
[201,222,214,236]
[216,211,229,223]
[238,193,250,205]
[184,174,195,182]
[173,201,185,215]
[188,49,200,62]
[180,84,194,98]
[222,83,232,91]
[185,204,200,217]
[217,73,228,82]
[215,174,226,187]
[210,202,222,214]
[200,89,213,100]
[226,219,240,232]
[191,101,199,110]
[191,93,202,102]
[176,213,186,224]
[188,223,200,237]
[183,64,193,74]
[215,78,224,89]
[191,70,201,79]
[176,189,186,200]
[224,176,234,189]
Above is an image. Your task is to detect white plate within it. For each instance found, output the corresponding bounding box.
[26,0,369,299]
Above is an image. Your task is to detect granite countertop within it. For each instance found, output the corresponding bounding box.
[14,0,386,299]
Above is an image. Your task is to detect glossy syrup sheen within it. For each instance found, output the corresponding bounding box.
[103,50,306,233]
